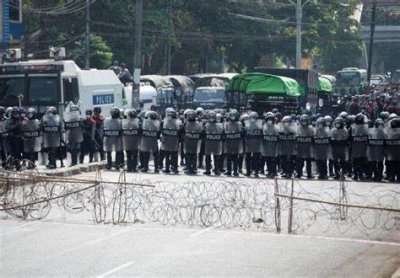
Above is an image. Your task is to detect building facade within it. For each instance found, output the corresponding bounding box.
[1,0,24,48]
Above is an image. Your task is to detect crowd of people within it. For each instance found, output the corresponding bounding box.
[0,97,399,182]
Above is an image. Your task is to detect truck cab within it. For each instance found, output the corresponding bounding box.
[0,59,126,116]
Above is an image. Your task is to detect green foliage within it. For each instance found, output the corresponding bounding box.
[72,35,113,69]
[23,0,366,74]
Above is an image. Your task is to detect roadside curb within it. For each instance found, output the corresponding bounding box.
[37,161,106,177]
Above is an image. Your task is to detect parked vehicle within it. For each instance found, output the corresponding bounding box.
[226,73,303,115]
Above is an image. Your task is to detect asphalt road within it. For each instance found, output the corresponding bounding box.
[1,170,400,277]
[1,219,399,277]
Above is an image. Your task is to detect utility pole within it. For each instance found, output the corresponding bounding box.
[295,0,302,69]
[367,0,377,83]
[85,0,90,69]
[167,0,172,75]
[132,0,143,108]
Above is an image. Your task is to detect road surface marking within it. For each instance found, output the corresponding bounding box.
[96,262,134,278]
[190,226,216,237]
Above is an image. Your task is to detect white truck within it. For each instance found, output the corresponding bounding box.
[0,58,128,116]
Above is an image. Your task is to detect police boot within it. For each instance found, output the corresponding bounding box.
[70,150,78,167]
[164,153,171,174]
[172,152,179,174]
[204,155,211,175]
[47,149,57,169]
[153,151,160,173]
[233,157,239,177]
[141,152,149,172]
[115,151,123,171]
[106,152,112,170]
[132,150,138,172]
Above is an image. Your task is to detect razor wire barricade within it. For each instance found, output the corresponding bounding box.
[0,171,279,229]
[274,177,400,236]
[1,170,399,237]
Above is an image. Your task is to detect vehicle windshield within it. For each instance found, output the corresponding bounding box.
[28,75,59,102]
[0,76,25,103]
[336,72,361,86]
[193,88,225,103]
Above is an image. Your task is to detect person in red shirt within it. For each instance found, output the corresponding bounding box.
[91,107,105,161]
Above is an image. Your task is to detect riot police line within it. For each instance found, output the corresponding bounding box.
[0,104,399,183]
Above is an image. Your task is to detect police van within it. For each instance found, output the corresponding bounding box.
[0,48,128,116]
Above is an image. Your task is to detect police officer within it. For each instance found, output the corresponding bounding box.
[314,117,331,180]
[64,103,84,167]
[295,114,314,179]
[122,109,141,172]
[80,109,95,163]
[366,118,385,181]
[238,113,249,174]
[197,110,208,169]
[223,110,243,177]
[350,113,369,181]
[0,106,10,166]
[385,117,400,182]
[42,106,62,169]
[92,107,105,161]
[103,107,123,170]
[244,111,262,177]
[5,107,23,170]
[160,109,181,174]
[204,111,224,176]
[330,117,349,179]
[278,116,296,178]
[183,109,203,175]
[261,113,279,178]
[140,111,160,173]
[22,108,42,169]
[324,115,335,177]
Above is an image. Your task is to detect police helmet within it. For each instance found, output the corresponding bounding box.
[195,107,204,116]
[300,114,310,125]
[355,113,365,125]
[240,113,249,123]
[334,117,344,129]
[216,113,223,123]
[374,118,384,128]
[265,114,275,124]
[282,115,291,124]
[146,111,158,120]
[110,107,120,118]
[46,106,57,114]
[389,113,398,121]
[126,109,137,118]
[186,109,197,122]
[379,111,390,120]
[208,111,217,122]
[27,107,36,119]
[316,117,326,127]
[339,111,348,119]
[229,110,239,121]
[139,110,147,119]
[167,109,177,119]
[390,118,400,128]
[249,111,259,120]
[272,108,279,114]
[324,115,333,125]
